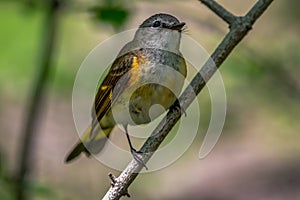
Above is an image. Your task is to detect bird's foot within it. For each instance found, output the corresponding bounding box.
[172,99,187,117]
[130,148,148,170]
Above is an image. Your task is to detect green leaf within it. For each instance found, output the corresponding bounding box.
[90,5,130,30]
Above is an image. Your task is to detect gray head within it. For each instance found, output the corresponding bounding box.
[133,13,185,52]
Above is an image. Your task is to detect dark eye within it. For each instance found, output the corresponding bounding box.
[152,20,161,27]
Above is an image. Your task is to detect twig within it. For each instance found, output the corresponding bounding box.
[200,0,236,25]
[102,0,274,199]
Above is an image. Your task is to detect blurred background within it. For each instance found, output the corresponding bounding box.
[1,0,300,199]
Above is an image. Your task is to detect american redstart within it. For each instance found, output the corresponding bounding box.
[66,13,187,169]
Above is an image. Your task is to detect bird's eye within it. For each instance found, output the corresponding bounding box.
[152,20,161,27]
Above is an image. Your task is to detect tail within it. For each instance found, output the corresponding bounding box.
[65,142,90,163]
[65,125,113,163]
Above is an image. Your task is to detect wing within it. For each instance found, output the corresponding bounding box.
[91,50,142,128]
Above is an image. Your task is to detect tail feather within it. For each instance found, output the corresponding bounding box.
[65,125,113,163]
[65,142,89,163]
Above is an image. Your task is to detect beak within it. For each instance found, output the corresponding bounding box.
[170,22,186,31]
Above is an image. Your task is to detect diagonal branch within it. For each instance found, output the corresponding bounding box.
[102,0,274,199]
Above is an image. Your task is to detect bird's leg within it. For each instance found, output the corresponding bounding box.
[123,125,148,170]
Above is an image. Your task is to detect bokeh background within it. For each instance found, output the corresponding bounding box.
[1,0,300,199]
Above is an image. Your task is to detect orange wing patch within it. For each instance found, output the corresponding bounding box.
[101,85,108,90]
[129,56,143,86]
[132,56,139,68]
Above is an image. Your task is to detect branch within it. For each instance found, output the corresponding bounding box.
[102,0,274,199]
[200,0,236,24]
[15,1,60,200]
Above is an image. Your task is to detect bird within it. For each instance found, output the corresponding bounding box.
[65,13,187,169]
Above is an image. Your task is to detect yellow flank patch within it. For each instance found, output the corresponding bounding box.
[109,90,113,100]
[132,56,139,68]
[101,85,108,90]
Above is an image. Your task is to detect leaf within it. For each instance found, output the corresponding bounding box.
[90,5,130,30]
